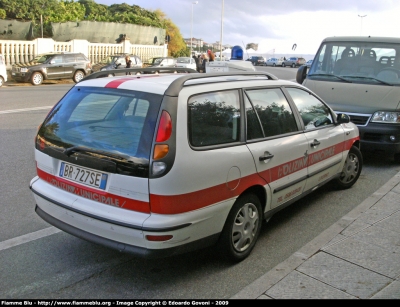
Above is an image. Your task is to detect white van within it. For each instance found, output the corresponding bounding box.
[0,54,7,87]
[296,36,400,162]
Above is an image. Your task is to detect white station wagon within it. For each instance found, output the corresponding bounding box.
[30,69,362,262]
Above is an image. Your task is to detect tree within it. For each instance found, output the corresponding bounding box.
[154,9,188,57]
[246,43,258,50]
[0,0,182,53]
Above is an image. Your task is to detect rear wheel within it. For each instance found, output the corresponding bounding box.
[334,146,362,189]
[0,76,4,87]
[31,72,43,85]
[291,63,296,68]
[252,62,256,66]
[218,193,262,262]
[282,63,285,67]
[272,63,276,67]
[73,70,85,83]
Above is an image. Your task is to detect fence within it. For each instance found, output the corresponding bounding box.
[0,38,168,69]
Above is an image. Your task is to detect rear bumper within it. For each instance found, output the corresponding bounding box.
[30,175,230,258]
[35,204,219,258]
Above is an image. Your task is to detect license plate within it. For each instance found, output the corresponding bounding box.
[59,162,108,190]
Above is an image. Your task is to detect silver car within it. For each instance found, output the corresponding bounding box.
[265,57,283,67]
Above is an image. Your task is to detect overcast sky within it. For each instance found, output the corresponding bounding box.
[95,0,400,56]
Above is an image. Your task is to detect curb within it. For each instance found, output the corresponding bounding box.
[231,170,400,299]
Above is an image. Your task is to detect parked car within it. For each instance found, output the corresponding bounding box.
[282,57,306,68]
[31,69,362,262]
[91,54,142,76]
[246,56,266,66]
[306,59,313,68]
[144,57,177,73]
[175,57,196,70]
[0,53,7,87]
[265,57,283,67]
[11,52,92,85]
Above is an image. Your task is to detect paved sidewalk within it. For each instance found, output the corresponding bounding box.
[232,170,400,299]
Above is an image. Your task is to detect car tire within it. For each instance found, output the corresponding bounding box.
[218,193,262,262]
[73,70,85,83]
[272,63,276,67]
[0,76,4,87]
[334,145,362,189]
[282,63,285,67]
[252,62,256,66]
[291,63,296,68]
[31,72,43,85]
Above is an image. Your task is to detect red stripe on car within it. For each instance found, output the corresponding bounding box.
[36,167,150,213]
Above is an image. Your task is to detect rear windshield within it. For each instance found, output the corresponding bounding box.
[36,87,163,176]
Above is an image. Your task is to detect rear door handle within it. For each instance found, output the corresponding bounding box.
[310,139,320,148]
[259,151,274,161]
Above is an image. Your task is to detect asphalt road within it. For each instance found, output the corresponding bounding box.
[0,69,399,299]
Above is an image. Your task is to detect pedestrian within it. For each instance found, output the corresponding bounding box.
[207,49,215,62]
[197,54,202,72]
[200,53,209,73]
[193,55,200,72]
[125,55,132,75]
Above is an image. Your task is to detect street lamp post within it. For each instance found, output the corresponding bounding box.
[220,0,224,59]
[190,1,198,57]
[358,14,367,36]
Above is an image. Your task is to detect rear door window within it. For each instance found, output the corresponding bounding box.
[245,88,298,138]
[188,90,241,147]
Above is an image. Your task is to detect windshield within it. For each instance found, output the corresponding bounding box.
[308,40,400,85]
[31,54,53,64]
[177,57,190,63]
[99,56,118,64]
[152,58,163,65]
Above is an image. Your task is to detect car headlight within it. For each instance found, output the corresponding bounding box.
[371,111,400,123]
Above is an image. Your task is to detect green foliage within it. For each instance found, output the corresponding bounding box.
[0,0,187,55]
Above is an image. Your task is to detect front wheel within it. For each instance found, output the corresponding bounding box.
[282,63,285,67]
[0,76,4,87]
[252,62,256,66]
[31,72,43,85]
[73,70,85,83]
[334,145,362,189]
[218,193,262,262]
[272,63,276,67]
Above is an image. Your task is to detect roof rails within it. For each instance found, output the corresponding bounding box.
[164,71,278,96]
[81,67,279,97]
[82,67,198,81]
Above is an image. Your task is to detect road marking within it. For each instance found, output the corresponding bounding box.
[0,227,61,251]
[0,106,53,114]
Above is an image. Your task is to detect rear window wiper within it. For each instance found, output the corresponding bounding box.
[309,73,352,83]
[340,75,393,86]
[63,146,129,161]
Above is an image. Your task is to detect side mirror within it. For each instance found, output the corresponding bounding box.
[336,113,350,124]
[296,65,307,84]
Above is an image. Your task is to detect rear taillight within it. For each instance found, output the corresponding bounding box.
[156,111,172,142]
[152,110,172,176]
